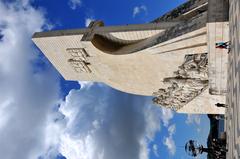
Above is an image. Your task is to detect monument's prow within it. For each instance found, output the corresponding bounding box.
[33,0,229,114]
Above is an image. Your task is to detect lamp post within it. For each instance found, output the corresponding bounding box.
[185,140,208,157]
[185,139,227,158]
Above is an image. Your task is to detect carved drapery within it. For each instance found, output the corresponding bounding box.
[153,53,208,111]
[67,48,92,73]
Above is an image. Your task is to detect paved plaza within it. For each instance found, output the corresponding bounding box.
[225,0,240,158]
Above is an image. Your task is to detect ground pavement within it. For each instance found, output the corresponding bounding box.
[225,0,240,158]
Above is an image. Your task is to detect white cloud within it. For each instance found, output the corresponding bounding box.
[163,137,176,155]
[57,83,162,159]
[85,18,95,27]
[0,1,60,159]
[68,0,81,10]
[186,114,201,125]
[168,124,176,136]
[133,5,148,17]
[185,115,202,133]
[152,144,159,157]
[78,81,94,89]
[163,124,176,155]
[161,108,174,127]
[197,128,201,133]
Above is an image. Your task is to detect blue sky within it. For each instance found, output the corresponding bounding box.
[0,0,209,159]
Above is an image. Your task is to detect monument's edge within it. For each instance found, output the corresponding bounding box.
[32,22,182,39]
[32,28,89,39]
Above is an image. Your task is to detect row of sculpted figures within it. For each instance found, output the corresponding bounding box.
[153,53,209,111]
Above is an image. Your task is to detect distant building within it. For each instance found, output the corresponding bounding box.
[207,114,226,159]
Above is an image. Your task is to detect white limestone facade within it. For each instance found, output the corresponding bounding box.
[32,0,229,114]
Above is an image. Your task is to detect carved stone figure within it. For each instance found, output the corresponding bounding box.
[153,53,209,111]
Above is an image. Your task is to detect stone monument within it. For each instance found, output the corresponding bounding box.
[32,0,229,114]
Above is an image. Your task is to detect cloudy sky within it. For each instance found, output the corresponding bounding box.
[0,0,210,159]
